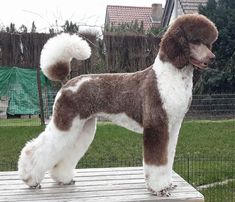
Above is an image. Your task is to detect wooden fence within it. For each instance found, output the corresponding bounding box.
[103,32,161,72]
[0,32,51,68]
[0,31,161,74]
[0,32,96,72]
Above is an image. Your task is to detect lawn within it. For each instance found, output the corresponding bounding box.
[0,120,234,166]
[0,118,41,127]
[177,119,235,158]
[0,119,234,202]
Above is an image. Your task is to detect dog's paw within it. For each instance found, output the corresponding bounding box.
[58,180,75,186]
[168,183,177,190]
[148,186,170,197]
[30,183,41,189]
[147,183,176,197]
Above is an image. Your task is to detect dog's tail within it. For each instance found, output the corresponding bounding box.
[40,33,91,82]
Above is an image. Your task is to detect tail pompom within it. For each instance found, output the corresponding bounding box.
[40,33,91,82]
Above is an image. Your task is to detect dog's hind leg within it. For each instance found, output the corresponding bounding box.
[49,117,97,185]
[18,117,87,188]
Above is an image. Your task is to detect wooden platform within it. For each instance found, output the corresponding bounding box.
[0,167,204,202]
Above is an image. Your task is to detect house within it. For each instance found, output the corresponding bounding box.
[162,0,208,27]
[105,4,163,32]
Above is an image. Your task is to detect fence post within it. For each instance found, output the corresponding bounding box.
[36,65,45,126]
[187,157,190,182]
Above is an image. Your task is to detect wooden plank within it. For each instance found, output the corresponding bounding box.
[0,167,204,202]
[0,170,184,182]
[0,180,193,194]
[0,167,143,176]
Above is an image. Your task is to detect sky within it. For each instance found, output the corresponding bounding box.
[0,0,165,33]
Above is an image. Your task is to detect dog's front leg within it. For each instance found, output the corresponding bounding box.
[143,126,175,196]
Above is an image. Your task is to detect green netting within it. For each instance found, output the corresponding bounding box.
[0,67,52,115]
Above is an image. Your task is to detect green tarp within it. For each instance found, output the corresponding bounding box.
[0,67,52,115]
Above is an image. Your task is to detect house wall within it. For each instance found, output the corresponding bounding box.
[170,0,185,24]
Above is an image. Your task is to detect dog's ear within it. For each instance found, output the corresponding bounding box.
[159,28,190,69]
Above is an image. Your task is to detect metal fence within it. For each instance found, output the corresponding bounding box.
[174,156,235,202]
[0,156,234,202]
[187,94,235,120]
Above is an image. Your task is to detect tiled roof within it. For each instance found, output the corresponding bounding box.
[106,5,155,31]
[179,0,208,14]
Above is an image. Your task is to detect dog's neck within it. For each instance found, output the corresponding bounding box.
[153,55,194,84]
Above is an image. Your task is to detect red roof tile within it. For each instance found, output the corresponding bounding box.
[106,5,157,31]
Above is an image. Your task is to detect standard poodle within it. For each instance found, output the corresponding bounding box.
[18,14,218,196]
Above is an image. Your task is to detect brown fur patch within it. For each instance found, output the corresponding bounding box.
[45,61,70,82]
[54,68,150,130]
[159,14,218,68]
[141,71,169,165]
[53,66,169,165]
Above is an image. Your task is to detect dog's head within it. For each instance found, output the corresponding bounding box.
[159,14,218,70]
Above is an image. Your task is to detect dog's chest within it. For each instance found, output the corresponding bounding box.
[154,61,193,122]
[161,76,192,118]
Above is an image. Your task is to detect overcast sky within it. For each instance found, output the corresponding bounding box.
[0,0,165,33]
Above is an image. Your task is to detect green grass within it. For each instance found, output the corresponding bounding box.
[177,119,235,158]
[0,118,40,126]
[0,120,234,168]
[0,120,234,201]
[74,122,143,168]
[201,182,234,202]
[0,126,44,164]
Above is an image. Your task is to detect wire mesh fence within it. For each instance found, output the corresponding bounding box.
[0,156,234,202]
[0,90,235,126]
[174,156,235,202]
[186,94,235,120]
[0,89,57,126]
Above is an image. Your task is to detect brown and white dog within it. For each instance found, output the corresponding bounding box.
[18,14,218,196]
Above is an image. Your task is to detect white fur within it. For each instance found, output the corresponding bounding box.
[18,116,87,187]
[144,163,172,192]
[50,118,97,183]
[40,33,91,79]
[153,56,193,120]
[98,113,143,134]
[143,56,193,192]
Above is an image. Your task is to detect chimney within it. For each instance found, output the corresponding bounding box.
[151,3,163,23]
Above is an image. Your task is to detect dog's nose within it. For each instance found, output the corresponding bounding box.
[209,55,216,64]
